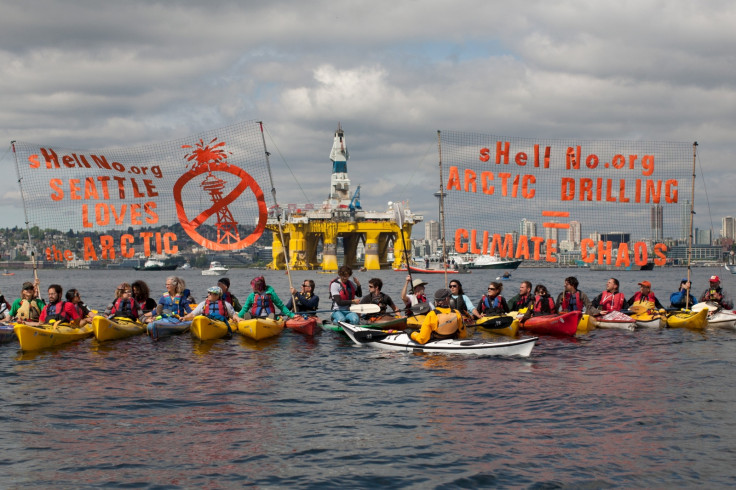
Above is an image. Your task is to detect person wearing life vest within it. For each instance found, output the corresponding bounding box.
[699,275,733,309]
[184,286,237,322]
[410,288,467,344]
[0,288,10,321]
[626,280,665,310]
[360,277,398,321]
[106,283,145,321]
[152,276,194,321]
[507,281,533,312]
[132,280,158,314]
[39,284,81,324]
[286,279,320,313]
[66,288,94,327]
[555,276,594,313]
[236,276,295,320]
[218,277,243,312]
[9,280,45,322]
[670,278,697,309]
[400,276,434,311]
[472,281,510,319]
[591,278,627,314]
[448,280,474,322]
[329,265,363,324]
[531,284,555,315]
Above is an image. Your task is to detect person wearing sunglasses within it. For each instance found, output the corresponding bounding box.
[105,282,145,321]
[531,284,555,315]
[9,279,45,322]
[66,288,94,327]
[447,280,473,322]
[287,279,320,313]
[472,281,509,319]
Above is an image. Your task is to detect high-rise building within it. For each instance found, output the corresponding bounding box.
[520,218,537,237]
[695,228,712,245]
[651,204,663,241]
[568,221,581,246]
[722,216,735,240]
[425,220,440,241]
[544,222,558,244]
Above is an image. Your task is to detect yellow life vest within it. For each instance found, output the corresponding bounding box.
[16,299,42,321]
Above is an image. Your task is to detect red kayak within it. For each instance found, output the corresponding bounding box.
[520,311,581,336]
[285,316,321,336]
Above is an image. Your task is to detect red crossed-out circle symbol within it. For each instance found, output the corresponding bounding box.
[173,163,267,251]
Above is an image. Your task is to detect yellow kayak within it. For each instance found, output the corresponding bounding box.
[406,314,426,328]
[667,308,708,330]
[93,316,146,341]
[191,316,233,340]
[14,322,93,351]
[630,309,666,328]
[236,317,285,341]
[475,314,519,337]
[577,314,596,333]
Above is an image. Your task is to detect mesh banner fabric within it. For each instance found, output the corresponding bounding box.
[439,131,694,267]
[12,121,271,262]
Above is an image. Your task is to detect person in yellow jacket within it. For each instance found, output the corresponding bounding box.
[410,288,467,344]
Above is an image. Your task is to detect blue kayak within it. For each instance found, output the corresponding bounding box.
[147,317,191,340]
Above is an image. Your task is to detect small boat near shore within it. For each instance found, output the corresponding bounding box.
[202,261,229,276]
[135,258,178,271]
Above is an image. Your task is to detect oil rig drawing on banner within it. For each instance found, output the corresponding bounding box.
[266,125,422,271]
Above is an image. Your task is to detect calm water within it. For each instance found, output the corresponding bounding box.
[1,266,735,488]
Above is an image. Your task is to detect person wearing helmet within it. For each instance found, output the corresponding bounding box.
[409,288,467,345]
[699,275,733,309]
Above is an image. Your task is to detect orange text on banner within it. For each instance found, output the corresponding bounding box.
[44,232,178,262]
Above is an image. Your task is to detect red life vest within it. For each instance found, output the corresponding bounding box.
[632,291,656,304]
[250,293,274,317]
[533,295,555,313]
[112,297,141,320]
[329,278,356,301]
[205,299,228,321]
[561,291,583,312]
[597,291,626,311]
[45,301,71,322]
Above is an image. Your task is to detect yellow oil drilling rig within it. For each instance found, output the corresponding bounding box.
[266,125,422,271]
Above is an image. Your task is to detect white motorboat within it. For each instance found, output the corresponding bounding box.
[201,261,229,276]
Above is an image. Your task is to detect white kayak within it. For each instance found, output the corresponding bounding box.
[339,322,537,357]
[595,311,636,331]
[692,302,736,329]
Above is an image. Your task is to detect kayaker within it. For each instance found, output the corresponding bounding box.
[626,280,665,310]
[105,283,146,321]
[591,278,626,314]
[507,281,533,311]
[39,284,81,324]
[531,284,555,315]
[9,279,45,322]
[472,281,510,318]
[152,276,194,320]
[329,265,363,324]
[237,276,295,320]
[360,278,398,320]
[65,288,94,327]
[409,288,467,344]
[184,286,238,322]
[132,280,158,313]
[0,289,9,320]
[448,280,474,322]
[670,278,696,309]
[286,279,319,312]
[699,275,733,309]
[555,276,594,314]
[400,276,433,310]
[218,277,243,312]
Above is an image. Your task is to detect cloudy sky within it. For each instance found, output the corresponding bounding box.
[1,0,735,237]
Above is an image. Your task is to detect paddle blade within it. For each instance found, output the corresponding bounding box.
[393,201,405,229]
[409,303,431,315]
[477,316,514,329]
[349,303,381,314]
[353,329,402,343]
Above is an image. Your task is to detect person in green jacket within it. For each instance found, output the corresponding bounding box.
[235,276,295,320]
[9,280,46,322]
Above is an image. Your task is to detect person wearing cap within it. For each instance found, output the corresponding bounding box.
[237,276,295,320]
[699,275,733,309]
[400,275,433,309]
[626,280,664,310]
[286,279,319,313]
[507,280,534,311]
[591,278,626,314]
[409,288,467,344]
[472,281,510,318]
[670,278,696,309]
[9,279,45,322]
[183,286,237,322]
[360,278,398,321]
[556,276,594,314]
[104,282,146,321]
[217,277,242,312]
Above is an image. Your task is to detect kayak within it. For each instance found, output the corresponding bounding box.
[406,314,426,328]
[691,302,736,329]
[236,317,285,340]
[475,314,519,337]
[1,323,17,343]
[325,315,408,333]
[147,317,192,340]
[595,311,636,331]
[285,316,321,336]
[339,322,537,356]
[577,314,595,333]
[630,309,665,328]
[190,316,233,340]
[14,322,93,351]
[520,311,581,336]
[93,316,146,341]
[666,308,708,330]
